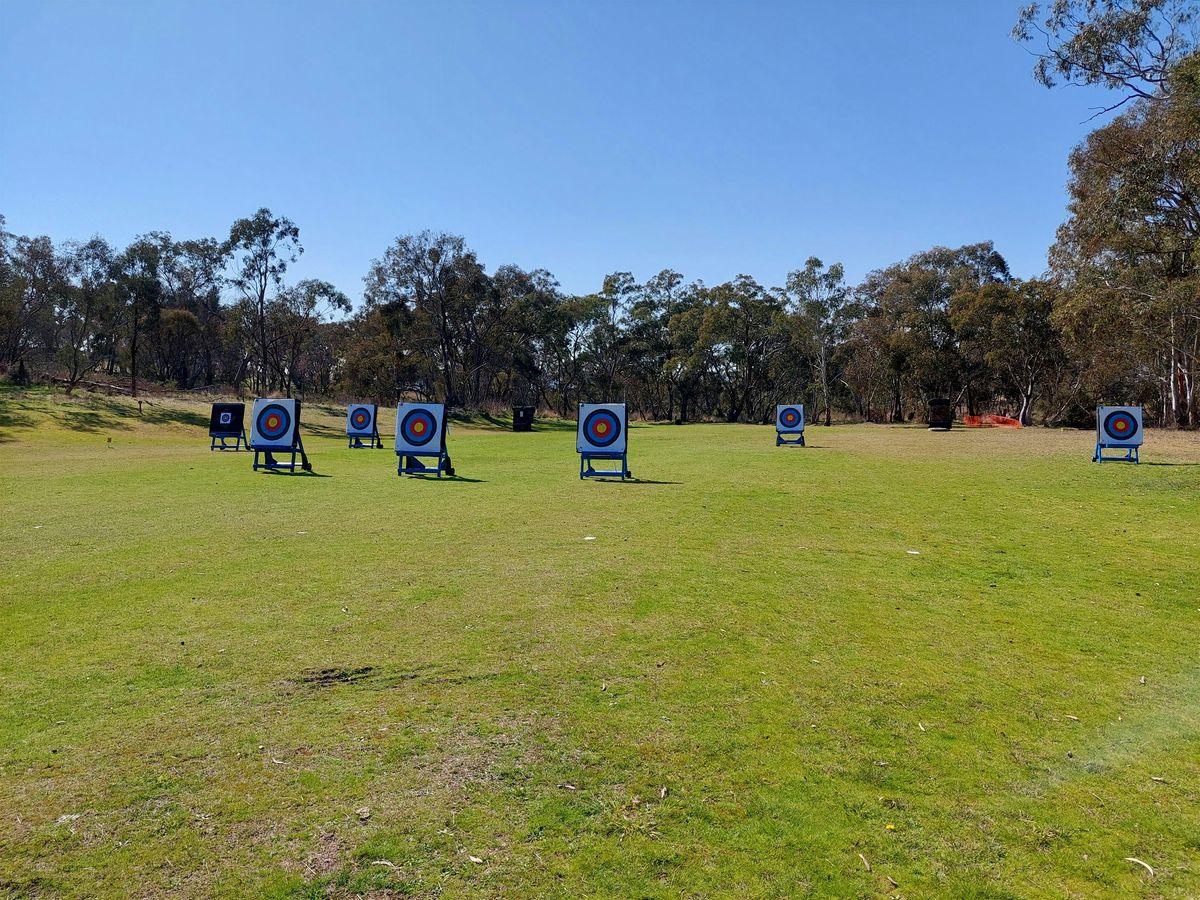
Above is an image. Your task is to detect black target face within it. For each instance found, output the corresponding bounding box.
[779,406,802,429]
[350,407,372,430]
[583,409,622,447]
[1103,410,1139,441]
[257,403,292,442]
[401,408,437,446]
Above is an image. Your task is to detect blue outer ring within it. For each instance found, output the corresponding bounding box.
[257,403,291,441]
[779,406,802,430]
[583,409,621,447]
[1103,410,1138,442]
[401,408,437,446]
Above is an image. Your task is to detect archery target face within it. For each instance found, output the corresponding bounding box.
[1098,406,1143,447]
[250,398,299,449]
[395,403,446,454]
[577,403,627,453]
[208,402,244,437]
[346,403,376,436]
[776,404,805,433]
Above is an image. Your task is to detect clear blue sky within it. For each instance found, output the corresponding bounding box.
[0,0,1115,301]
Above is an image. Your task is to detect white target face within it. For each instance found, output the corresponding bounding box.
[1097,406,1143,447]
[577,403,627,453]
[249,398,300,449]
[395,403,446,454]
[219,412,232,425]
[346,403,376,436]
[776,404,805,433]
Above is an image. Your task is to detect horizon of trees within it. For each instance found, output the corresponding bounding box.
[1,1,1196,429]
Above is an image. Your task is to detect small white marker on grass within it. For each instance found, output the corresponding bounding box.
[584,536,596,541]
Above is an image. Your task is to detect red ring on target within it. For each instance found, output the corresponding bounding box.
[401,408,437,446]
[1103,410,1139,442]
[257,403,292,441]
[583,409,621,447]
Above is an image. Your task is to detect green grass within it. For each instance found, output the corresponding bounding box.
[2,390,1199,898]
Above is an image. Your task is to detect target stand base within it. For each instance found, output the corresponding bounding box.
[1093,443,1139,464]
[253,439,312,474]
[776,434,806,447]
[398,451,453,478]
[580,451,631,480]
[211,431,248,451]
[348,430,383,449]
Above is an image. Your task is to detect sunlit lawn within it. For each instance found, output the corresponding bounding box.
[2,388,1199,898]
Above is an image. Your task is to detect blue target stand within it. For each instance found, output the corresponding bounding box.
[208,402,248,451]
[346,403,383,448]
[395,402,455,477]
[578,403,631,480]
[775,404,805,447]
[249,398,312,473]
[1093,405,1143,464]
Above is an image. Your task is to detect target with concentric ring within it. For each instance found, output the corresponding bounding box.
[1103,409,1139,442]
[349,406,373,432]
[778,406,802,430]
[256,403,292,442]
[400,408,437,446]
[583,409,622,448]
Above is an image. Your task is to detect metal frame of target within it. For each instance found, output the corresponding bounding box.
[249,398,312,473]
[577,403,631,480]
[395,402,454,477]
[1093,405,1143,464]
[346,403,383,449]
[209,402,248,451]
[775,404,805,447]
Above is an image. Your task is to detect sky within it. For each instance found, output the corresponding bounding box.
[0,0,1118,302]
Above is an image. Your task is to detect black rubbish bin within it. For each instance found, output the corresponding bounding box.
[512,406,534,432]
[928,398,953,431]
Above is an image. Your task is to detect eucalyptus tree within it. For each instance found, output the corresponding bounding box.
[270,279,350,397]
[59,237,116,392]
[786,257,854,425]
[364,231,490,406]
[0,234,66,375]
[223,209,302,393]
[1014,0,1198,113]
[115,237,165,397]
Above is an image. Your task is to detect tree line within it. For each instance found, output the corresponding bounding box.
[1,1,1196,428]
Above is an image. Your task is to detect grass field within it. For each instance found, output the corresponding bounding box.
[2,388,1199,898]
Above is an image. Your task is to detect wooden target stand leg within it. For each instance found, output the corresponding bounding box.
[211,430,249,451]
[397,451,454,478]
[580,451,631,481]
[348,428,384,449]
[1093,442,1139,464]
[253,436,313,473]
[776,433,806,447]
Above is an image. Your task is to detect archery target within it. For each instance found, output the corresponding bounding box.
[776,404,805,433]
[395,403,446,454]
[208,402,244,437]
[577,403,627,453]
[249,398,300,449]
[346,403,376,436]
[1098,406,1143,447]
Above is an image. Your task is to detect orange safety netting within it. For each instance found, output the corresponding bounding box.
[986,414,1021,428]
[963,414,1021,428]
